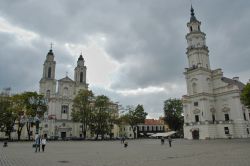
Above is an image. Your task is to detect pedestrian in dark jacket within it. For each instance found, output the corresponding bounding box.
[35,134,41,152]
[168,136,172,147]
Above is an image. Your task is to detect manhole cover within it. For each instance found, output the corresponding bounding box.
[58,160,70,163]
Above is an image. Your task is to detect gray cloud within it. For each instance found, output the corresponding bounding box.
[0,0,250,117]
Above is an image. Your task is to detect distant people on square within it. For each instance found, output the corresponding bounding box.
[41,136,47,152]
[35,134,41,152]
[168,136,172,147]
[161,137,165,145]
[122,136,125,144]
[3,140,8,147]
[124,141,128,148]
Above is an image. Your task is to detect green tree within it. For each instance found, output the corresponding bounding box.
[90,95,110,140]
[123,104,147,138]
[0,96,17,140]
[163,98,183,132]
[71,89,94,139]
[106,105,119,139]
[241,83,250,109]
[11,94,26,141]
[22,92,47,140]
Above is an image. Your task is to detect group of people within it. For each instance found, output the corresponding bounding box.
[34,134,47,152]
[161,136,172,147]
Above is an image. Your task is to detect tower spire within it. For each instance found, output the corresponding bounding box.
[48,42,54,55]
[190,5,197,22]
[78,51,84,61]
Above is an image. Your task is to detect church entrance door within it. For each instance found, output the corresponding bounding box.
[61,132,66,139]
[192,130,199,139]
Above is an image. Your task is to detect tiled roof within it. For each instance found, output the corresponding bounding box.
[144,119,164,125]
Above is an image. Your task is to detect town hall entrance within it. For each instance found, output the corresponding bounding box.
[192,130,199,140]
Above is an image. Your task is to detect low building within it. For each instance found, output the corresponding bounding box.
[137,118,168,138]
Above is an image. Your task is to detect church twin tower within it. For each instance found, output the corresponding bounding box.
[39,48,88,98]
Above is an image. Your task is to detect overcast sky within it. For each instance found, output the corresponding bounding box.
[0,0,249,118]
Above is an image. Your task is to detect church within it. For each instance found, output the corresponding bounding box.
[39,48,88,139]
[183,7,250,139]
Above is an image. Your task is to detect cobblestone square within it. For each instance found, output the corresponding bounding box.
[1,139,250,166]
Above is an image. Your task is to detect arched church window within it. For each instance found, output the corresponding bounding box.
[192,82,197,94]
[46,90,50,98]
[212,114,215,123]
[190,27,193,32]
[198,25,200,31]
[48,67,52,78]
[63,87,68,96]
[80,72,83,83]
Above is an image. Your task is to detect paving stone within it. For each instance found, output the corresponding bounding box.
[0,139,250,166]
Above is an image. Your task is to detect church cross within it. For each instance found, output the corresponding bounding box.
[50,42,53,50]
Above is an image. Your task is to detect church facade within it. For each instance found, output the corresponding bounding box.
[39,49,89,139]
[183,7,250,139]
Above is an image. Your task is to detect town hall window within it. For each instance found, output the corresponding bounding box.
[48,67,52,78]
[80,72,83,83]
[61,105,69,114]
[195,115,199,122]
[224,114,230,121]
[224,127,229,134]
[194,102,198,106]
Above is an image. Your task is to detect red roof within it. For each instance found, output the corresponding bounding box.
[144,119,164,125]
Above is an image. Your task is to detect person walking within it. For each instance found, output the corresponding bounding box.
[35,134,41,152]
[124,141,128,148]
[168,136,172,147]
[161,137,165,145]
[41,136,47,152]
[122,136,125,144]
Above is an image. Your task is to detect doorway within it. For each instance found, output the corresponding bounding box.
[61,132,66,139]
[192,130,199,140]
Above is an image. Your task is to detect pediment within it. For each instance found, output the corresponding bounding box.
[193,108,200,114]
[210,107,216,113]
[222,107,230,112]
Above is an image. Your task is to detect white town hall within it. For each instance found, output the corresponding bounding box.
[182,7,250,139]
